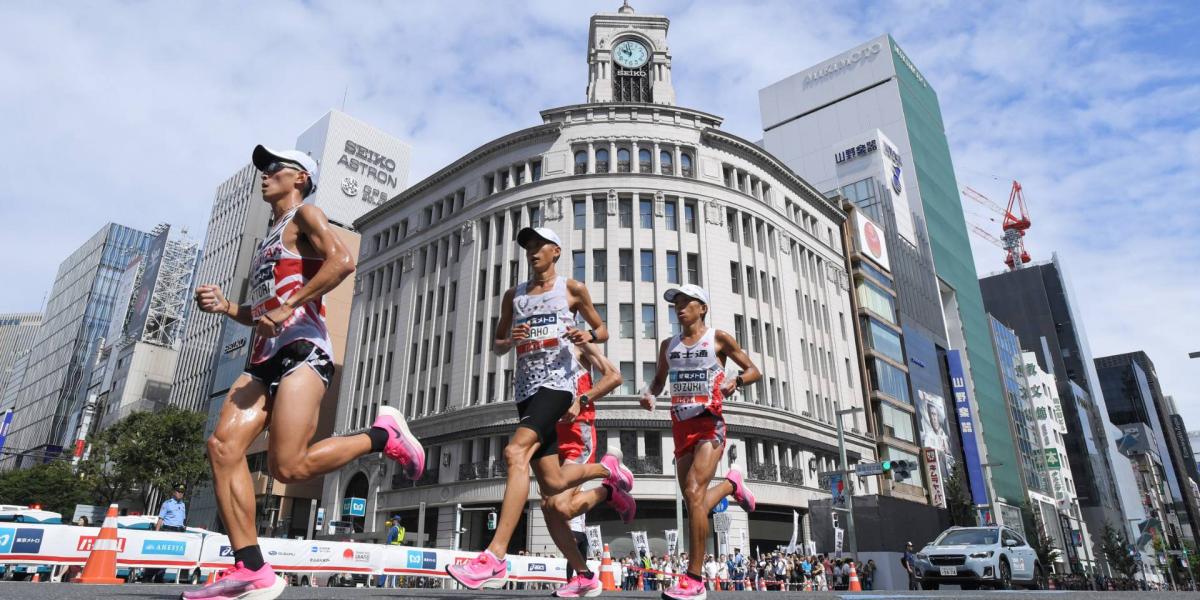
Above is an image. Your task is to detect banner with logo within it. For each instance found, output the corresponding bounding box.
[0,525,202,568]
[923,447,947,508]
[947,350,989,507]
[786,510,799,554]
[833,527,844,554]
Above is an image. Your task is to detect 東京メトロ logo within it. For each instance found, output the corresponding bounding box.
[12,528,44,553]
[407,550,423,569]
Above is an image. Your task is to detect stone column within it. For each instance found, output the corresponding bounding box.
[609,140,618,172]
[587,142,596,173]
[652,142,661,174]
[674,145,682,176]
[523,161,532,184]
[631,140,639,173]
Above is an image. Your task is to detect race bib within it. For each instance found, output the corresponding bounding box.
[249,262,277,319]
[516,313,563,356]
[669,369,711,398]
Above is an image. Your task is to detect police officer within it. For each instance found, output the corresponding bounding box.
[156,484,187,532]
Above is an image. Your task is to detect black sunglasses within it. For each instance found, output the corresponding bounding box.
[262,161,304,176]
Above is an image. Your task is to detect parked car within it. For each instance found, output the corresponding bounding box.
[913,525,1046,590]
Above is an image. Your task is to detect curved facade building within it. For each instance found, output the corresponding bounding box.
[323,4,873,557]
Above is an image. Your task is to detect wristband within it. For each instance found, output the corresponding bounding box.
[264,314,279,327]
[587,329,599,342]
[735,375,745,388]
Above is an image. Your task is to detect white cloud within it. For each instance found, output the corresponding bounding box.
[1,0,1196,429]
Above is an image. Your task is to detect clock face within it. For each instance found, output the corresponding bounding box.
[613,40,649,68]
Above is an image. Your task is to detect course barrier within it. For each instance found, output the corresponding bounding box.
[0,524,572,584]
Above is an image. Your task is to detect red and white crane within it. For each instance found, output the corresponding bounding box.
[962,181,1032,270]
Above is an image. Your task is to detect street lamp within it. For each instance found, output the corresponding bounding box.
[979,461,1004,526]
[836,404,863,559]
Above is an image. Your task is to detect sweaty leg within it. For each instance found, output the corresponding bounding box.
[208,375,270,552]
[531,452,609,496]
[681,440,727,578]
[267,366,371,482]
[535,457,590,575]
[485,427,540,558]
[562,486,609,518]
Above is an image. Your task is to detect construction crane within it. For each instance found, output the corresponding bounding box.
[962,181,1032,270]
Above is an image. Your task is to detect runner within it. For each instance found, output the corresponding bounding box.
[544,342,636,597]
[447,226,634,592]
[185,145,424,600]
[642,284,762,600]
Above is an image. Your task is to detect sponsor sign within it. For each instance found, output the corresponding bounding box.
[923,447,947,508]
[854,213,890,271]
[586,526,603,559]
[0,528,13,553]
[219,545,234,557]
[12,528,43,553]
[948,350,990,507]
[77,535,127,552]
[422,551,436,570]
[143,539,187,556]
[528,562,547,572]
[406,550,423,569]
[1045,448,1062,469]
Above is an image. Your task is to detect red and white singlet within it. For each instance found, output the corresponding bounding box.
[248,205,332,364]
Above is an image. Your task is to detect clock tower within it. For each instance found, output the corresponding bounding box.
[586,1,675,105]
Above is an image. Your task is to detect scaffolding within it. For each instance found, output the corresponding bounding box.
[138,224,200,348]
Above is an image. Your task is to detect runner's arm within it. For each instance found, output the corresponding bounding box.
[647,339,670,396]
[577,343,622,401]
[714,329,761,397]
[194,284,255,326]
[493,288,519,354]
[285,204,356,307]
[565,279,608,344]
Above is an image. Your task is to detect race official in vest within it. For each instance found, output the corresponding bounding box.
[156,484,187,532]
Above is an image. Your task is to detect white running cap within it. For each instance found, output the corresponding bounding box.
[663,284,709,305]
[252,145,319,197]
[517,226,562,249]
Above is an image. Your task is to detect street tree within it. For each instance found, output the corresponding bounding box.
[943,465,974,526]
[0,458,93,517]
[1100,523,1138,580]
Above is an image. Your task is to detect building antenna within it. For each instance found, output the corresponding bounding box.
[341,85,349,112]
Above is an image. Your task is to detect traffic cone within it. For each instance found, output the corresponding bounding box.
[205,571,216,585]
[599,544,617,591]
[76,504,124,584]
[30,572,40,582]
[848,562,862,591]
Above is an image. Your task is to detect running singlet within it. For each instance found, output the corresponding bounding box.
[666,328,725,422]
[512,276,582,402]
[248,205,332,364]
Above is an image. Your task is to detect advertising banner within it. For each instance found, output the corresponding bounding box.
[923,447,947,508]
[854,212,890,271]
[586,526,602,559]
[1045,448,1062,469]
[947,350,990,507]
[665,529,678,556]
[0,525,202,568]
[631,531,649,556]
[128,228,170,342]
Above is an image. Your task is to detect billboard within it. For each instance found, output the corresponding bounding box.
[854,212,890,271]
[947,350,989,506]
[105,254,142,344]
[128,227,170,342]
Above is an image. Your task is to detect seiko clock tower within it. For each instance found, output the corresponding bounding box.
[586,1,676,105]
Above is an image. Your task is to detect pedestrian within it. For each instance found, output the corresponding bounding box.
[447,226,632,591]
[717,555,730,591]
[864,558,876,590]
[643,284,762,600]
[704,554,719,590]
[156,484,188,532]
[902,541,918,590]
[187,146,425,600]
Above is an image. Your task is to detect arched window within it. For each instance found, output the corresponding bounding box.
[595,149,610,173]
[659,151,673,175]
[681,152,694,178]
[638,149,652,173]
[574,150,587,175]
[617,148,631,172]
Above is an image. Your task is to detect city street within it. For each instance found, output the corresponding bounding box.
[0,582,1195,600]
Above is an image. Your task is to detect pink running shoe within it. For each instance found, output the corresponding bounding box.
[607,483,637,524]
[446,549,508,590]
[600,453,634,492]
[554,570,603,597]
[373,405,425,480]
[181,562,285,600]
[662,574,707,600]
[726,468,756,512]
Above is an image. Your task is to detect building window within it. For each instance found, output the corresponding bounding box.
[864,318,904,363]
[642,362,657,390]
[474,321,484,354]
[745,266,756,298]
[573,199,586,230]
[684,201,697,233]
[686,253,700,284]
[726,209,738,242]
[660,150,673,175]
[734,314,746,348]
[742,215,753,247]
[639,199,653,229]
[620,362,635,395]
[750,318,761,353]
[573,251,585,281]
[619,304,634,338]
[640,250,654,282]
[765,323,775,356]
[730,262,741,293]
[619,249,633,281]
[617,148,631,172]
[681,152,694,177]
[879,403,916,442]
[664,200,678,231]
[669,310,681,336]
[596,148,610,173]
[531,160,542,182]
[641,304,656,339]
[592,197,608,228]
[870,359,911,403]
[619,199,633,228]
[592,249,607,282]
[666,251,680,284]
[639,149,652,173]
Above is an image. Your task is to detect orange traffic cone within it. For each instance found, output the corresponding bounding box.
[76,504,123,584]
[599,544,617,591]
[30,572,40,582]
[848,562,862,591]
[205,571,216,585]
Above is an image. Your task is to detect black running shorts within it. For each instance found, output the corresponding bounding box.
[516,387,575,459]
[245,340,334,399]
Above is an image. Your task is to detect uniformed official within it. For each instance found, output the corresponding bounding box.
[156,484,187,532]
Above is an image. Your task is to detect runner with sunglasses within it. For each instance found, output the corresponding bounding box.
[642,284,761,600]
[447,226,634,592]
[184,146,423,600]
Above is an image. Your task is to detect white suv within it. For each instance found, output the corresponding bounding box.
[913,526,1046,590]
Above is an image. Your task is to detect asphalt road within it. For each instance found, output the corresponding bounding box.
[0,582,1194,599]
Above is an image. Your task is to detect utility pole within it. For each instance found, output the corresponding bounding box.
[836,404,863,559]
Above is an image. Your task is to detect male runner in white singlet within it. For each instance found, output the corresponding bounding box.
[447,227,634,593]
[545,342,635,597]
[185,146,423,600]
[643,284,761,600]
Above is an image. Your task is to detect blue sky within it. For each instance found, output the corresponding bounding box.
[1,1,1197,427]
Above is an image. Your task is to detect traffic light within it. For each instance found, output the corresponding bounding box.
[880,460,893,475]
[893,460,914,482]
[487,511,498,531]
